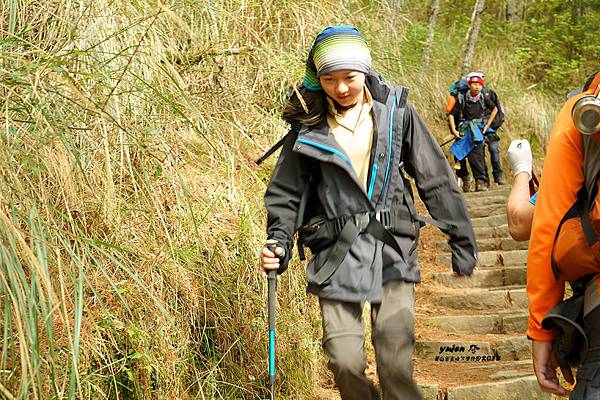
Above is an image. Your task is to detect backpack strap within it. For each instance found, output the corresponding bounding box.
[311,211,407,286]
[457,93,465,123]
[551,188,591,280]
[582,134,600,205]
[377,85,408,206]
[295,162,319,261]
[584,277,600,317]
[479,93,487,115]
[255,124,301,165]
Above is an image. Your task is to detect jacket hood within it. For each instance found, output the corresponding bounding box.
[365,72,393,104]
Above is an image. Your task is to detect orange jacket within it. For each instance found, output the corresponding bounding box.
[527,72,600,341]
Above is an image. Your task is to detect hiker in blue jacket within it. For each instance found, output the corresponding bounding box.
[259,25,477,400]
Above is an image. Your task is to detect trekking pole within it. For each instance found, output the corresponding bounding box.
[265,239,279,400]
[439,134,455,147]
[440,137,454,147]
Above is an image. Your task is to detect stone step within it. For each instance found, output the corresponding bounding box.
[415,335,530,362]
[495,336,532,361]
[437,238,528,253]
[466,195,508,206]
[414,359,554,399]
[499,238,529,251]
[433,288,528,311]
[471,214,507,228]
[467,204,506,218]
[418,384,440,400]
[436,251,496,267]
[498,250,528,266]
[421,312,528,335]
[436,250,527,268]
[473,224,509,239]
[432,266,526,289]
[446,375,553,400]
[463,187,511,198]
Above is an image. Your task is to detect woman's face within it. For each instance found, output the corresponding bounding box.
[319,70,366,108]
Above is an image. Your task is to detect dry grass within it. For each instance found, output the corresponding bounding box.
[0,0,567,399]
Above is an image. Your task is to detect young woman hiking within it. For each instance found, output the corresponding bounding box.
[259,25,477,400]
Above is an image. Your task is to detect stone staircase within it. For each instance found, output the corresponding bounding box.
[414,186,558,400]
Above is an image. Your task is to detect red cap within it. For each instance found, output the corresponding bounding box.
[468,76,484,86]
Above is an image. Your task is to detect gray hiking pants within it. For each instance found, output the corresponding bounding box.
[571,305,600,399]
[319,281,422,400]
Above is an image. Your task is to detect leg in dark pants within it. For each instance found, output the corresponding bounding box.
[455,156,469,179]
[466,141,487,191]
[320,299,379,400]
[372,281,422,400]
[319,282,422,400]
[455,157,471,192]
[467,141,487,182]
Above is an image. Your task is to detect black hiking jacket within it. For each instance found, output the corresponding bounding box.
[264,74,477,303]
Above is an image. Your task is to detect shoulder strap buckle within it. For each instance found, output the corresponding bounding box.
[353,213,371,232]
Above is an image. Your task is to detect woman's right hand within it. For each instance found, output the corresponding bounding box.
[452,129,460,139]
[260,245,285,276]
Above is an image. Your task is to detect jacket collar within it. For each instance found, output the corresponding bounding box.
[365,73,392,105]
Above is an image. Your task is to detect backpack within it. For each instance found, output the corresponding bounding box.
[449,79,505,130]
[551,80,600,282]
[486,89,505,130]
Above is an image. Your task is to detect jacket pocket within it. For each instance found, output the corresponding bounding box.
[298,215,336,253]
[306,245,336,286]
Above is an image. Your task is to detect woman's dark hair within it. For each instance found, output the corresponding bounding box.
[282,85,327,127]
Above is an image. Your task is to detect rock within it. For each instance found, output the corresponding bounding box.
[446,376,553,400]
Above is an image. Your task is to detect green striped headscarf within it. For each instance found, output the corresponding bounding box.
[303,26,372,92]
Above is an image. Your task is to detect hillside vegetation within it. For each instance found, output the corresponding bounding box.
[0,0,597,399]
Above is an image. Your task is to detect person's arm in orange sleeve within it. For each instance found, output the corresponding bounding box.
[527,96,585,395]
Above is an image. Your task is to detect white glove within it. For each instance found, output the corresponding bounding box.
[507,139,533,179]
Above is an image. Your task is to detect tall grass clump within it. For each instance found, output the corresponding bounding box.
[0,0,575,398]
[0,0,353,398]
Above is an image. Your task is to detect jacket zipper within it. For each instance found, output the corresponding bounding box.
[377,94,396,205]
[367,163,378,200]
